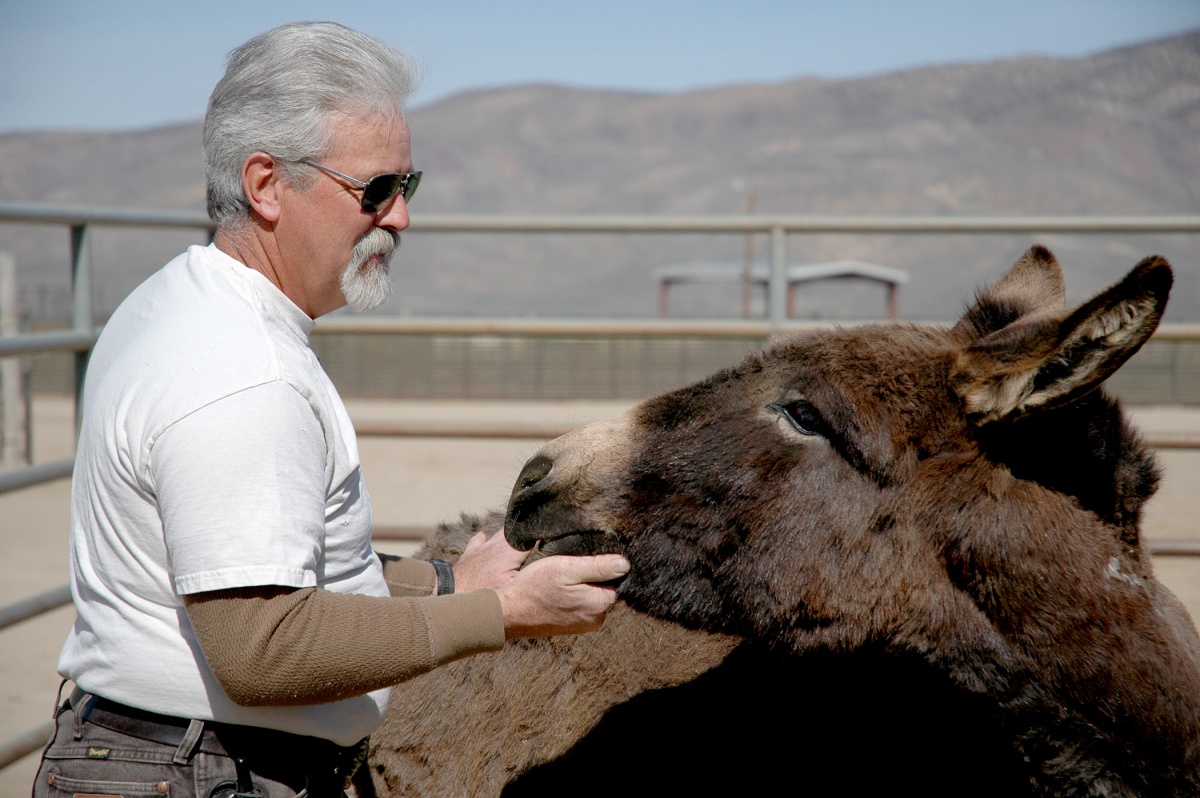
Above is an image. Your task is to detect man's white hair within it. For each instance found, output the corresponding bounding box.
[203,22,420,229]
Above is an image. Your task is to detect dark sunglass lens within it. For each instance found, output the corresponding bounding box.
[359,172,421,212]
[360,175,401,213]
[402,172,421,202]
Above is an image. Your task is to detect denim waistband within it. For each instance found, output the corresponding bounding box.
[66,686,367,791]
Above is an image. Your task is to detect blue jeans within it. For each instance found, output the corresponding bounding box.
[32,687,362,798]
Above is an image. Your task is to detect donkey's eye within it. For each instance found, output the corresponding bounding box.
[770,400,825,437]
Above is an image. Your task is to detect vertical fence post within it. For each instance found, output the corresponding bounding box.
[0,251,28,463]
[768,225,787,329]
[70,224,93,438]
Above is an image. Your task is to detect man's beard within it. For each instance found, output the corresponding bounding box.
[340,227,400,312]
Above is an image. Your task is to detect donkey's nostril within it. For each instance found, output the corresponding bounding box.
[506,454,561,550]
[518,454,554,490]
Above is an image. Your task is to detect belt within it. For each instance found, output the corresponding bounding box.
[67,687,368,791]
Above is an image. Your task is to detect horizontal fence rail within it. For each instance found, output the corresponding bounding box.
[0,203,216,231]
[311,316,1200,339]
[409,213,1200,234]
[0,584,72,631]
[0,329,97,358]
[7,203,1200,233]
[0,723,53,773]
[0,457,74,493]
[314,317,799,337]
[354,421,574,439]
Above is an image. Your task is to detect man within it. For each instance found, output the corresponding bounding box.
[33,22,629,798]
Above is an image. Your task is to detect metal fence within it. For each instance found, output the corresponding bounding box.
[306,319,1200,404]
[16,319,1200,404]
[3,202,1200,771]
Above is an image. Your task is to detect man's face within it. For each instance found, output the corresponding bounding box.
[273,110,414,318]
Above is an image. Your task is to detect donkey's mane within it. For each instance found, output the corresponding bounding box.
[975,392,1160,548]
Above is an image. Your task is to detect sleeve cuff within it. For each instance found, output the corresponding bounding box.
[378,554,438,597]
[423,590,506,665]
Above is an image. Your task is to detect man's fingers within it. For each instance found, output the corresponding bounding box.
[551,553,631,585]
[451,527,528,593]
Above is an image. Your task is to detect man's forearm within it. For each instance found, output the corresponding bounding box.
[183,584,504,706]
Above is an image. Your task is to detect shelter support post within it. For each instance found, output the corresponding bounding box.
[768,226,787,328]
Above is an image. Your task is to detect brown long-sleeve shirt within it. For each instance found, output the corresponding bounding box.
[183,556,505,707]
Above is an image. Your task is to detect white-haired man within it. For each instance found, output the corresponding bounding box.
[34,22,628,798]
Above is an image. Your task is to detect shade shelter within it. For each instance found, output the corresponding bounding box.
[653,260,911,319]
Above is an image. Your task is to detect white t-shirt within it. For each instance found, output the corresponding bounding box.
[59,243,390,745]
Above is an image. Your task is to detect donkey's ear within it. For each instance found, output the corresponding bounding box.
[952,245,1066,341]
[952,256,1172,423]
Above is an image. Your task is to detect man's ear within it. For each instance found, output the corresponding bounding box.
[242,152,284,224]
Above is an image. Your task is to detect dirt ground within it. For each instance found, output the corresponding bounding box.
[2,396,1198,794]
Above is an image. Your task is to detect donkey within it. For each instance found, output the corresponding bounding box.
[497,247,1200,796]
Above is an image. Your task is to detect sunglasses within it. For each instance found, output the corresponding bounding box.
[297,159,422,213]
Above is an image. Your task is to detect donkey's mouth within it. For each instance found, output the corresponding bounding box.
[529,529,628,588]
[536,528,624,557]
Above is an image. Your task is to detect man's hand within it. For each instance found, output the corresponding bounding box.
[494,553,629,639]
[451,528,630,639]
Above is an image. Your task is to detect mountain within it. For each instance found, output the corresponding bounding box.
[1,30,1197,322]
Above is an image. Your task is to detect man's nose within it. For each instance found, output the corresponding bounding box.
[375,195,410,231]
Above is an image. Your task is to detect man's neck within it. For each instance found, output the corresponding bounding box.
[213,225,316,317]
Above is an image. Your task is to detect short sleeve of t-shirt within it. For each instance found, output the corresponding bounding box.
[151,381,328,595]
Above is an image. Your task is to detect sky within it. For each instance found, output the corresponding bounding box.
[1,0,1199,135]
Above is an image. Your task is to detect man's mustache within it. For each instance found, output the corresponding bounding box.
[356,227,401,261]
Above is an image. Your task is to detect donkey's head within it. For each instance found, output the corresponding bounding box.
[505,247,1174,658]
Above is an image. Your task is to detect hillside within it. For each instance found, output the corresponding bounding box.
[1,30,1197,321]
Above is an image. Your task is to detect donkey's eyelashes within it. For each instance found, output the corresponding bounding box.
[769,400,826,437]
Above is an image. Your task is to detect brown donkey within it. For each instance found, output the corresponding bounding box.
[368,248,1198,797]
[500,247,1199,796]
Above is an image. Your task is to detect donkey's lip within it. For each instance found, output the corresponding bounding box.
[536,526,606,542]
[537,528,623,557]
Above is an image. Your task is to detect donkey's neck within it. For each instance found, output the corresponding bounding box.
[974,391,1159,552]
[935,507,1200,796]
